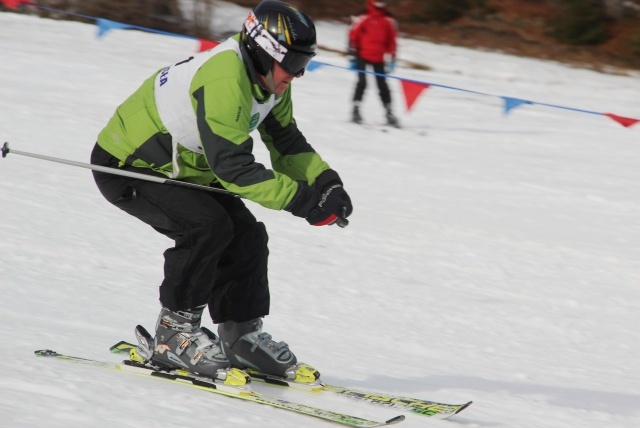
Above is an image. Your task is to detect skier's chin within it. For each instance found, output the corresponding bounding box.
[274,81,291,94]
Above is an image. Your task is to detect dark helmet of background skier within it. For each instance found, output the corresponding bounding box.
[241,0,317,77]
[367,0,387,11]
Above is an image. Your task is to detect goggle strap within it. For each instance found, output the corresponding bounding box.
[244,11,287,63]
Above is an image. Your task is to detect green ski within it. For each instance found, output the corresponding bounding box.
[35,349,404,427]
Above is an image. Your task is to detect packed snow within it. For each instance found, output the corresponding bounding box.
[1,2,639,427]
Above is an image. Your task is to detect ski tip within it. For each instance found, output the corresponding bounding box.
[385,415,405,425]
[34,349,57,357]
[455,401,473,414]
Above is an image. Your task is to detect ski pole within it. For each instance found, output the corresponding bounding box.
[2,142,350,227]
[1,142,238,197]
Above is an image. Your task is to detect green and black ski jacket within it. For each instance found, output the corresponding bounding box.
[97,34,330,212]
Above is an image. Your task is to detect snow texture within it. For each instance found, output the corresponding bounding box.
[1,3,639,427]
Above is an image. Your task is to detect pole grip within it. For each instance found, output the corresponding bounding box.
[1,142,10,158]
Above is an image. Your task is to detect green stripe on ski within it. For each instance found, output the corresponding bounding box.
[322,384,472,418]
[247,376,471,419]
[110,340,471,419]
[35,349,403,427]
[35,349,121,369]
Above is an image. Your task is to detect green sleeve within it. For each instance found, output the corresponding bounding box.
[97,72,168,167]
[258,85,331,185]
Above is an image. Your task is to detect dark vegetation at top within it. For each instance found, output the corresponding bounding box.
[5,0,640,72]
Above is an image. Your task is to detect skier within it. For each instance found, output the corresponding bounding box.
[348,0,399,127]
[90,1,352,382]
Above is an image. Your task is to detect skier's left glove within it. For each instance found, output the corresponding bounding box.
[306,184,351,227]
[284,170,353,227]
[385,55,396,74]
[309,169,353,227]
[347,46,358,70]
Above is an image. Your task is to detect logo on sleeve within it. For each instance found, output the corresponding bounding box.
[249,113,260,131]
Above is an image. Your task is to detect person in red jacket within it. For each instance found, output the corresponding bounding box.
[348,0,399,127]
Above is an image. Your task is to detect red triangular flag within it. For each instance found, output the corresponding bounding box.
[2,0,22,9]
[400,80,430,112]
[603,113,639,128]
[198,39,219,52]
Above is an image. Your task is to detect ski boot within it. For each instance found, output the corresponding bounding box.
[352,103,363,124]
[384,103,400,128]
[218,318,320,385]
[136,306,231,380]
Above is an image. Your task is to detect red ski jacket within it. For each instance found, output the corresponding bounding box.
[349,1,397,64]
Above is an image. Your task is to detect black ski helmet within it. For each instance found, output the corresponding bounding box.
[242,1,317,76]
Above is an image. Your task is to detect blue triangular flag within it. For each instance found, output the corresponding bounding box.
[96,18,132,39]
[502,97,532,115]
[306,60,325,72]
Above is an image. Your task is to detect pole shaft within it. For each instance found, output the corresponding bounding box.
[2,142,237,196]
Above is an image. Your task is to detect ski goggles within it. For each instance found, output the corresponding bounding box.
[279,49,315,76]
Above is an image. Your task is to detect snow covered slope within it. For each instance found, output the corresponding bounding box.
[1,5,639,428]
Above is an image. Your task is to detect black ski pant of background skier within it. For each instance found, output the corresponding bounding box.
[352,56,391,105]
[90,143,270,324]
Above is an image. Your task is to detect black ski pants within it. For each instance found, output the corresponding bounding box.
[90,143,270,324]
[352,56,391,105]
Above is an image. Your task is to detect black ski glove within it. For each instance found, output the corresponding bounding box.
[313,169,353,217]
[286,182,320,219]
[306,183,351,227]
[307,169,353,227]
[285,169,353,227]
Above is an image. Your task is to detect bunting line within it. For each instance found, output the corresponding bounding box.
[1,0,637,129]
[95,18,197,41]
[312,61,638,127]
